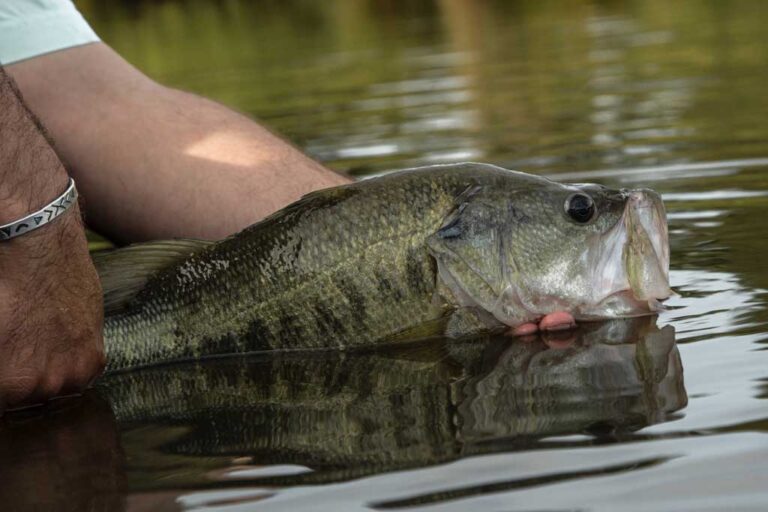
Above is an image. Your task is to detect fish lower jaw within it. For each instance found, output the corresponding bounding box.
[488,286,667,329]
[574,289,667,321]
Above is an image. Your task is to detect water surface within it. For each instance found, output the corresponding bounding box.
[3,0,768,510]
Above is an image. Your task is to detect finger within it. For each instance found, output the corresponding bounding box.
[0,371,42,408]
[508,322,539,337]
[539,311,576,332]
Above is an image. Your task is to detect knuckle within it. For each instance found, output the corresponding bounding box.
[72,352,106,389]
[39,374,65,399]
[0,371,43,406]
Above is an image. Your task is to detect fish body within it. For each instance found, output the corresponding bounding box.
[101,163,671,371]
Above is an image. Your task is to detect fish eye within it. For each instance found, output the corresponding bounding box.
[564,193,596,223]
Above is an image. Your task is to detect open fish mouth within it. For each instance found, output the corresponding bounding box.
[578,189,671,320]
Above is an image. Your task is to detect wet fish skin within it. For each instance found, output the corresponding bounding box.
[104,164,470,370]
[102,163,668,371]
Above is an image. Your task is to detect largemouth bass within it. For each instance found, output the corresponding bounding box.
[98,163,671,371]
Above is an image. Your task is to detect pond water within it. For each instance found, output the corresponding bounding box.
[3,0,768,510]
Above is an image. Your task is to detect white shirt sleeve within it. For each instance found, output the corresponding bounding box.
[0,0,100,65]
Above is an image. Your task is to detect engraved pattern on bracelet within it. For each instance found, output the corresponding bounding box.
[0,178,78,241]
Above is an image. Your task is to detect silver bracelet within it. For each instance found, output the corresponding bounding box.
[0,178,78,241]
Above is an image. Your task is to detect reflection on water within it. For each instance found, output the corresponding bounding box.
[0,396,126,511]
[0,318,683,510]
[6,0,768,510]
[103,318,683,489]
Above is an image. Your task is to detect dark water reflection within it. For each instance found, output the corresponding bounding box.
[5,0,768,510]
[0,319,683,510]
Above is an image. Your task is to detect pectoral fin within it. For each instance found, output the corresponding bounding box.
[379,307,502,349]
[380,316,452,344]
[444,307,503,338]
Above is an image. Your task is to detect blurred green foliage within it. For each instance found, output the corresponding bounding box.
[74,0,768,173]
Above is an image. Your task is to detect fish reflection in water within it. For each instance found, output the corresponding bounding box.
[0,317,685,509]
[457,319,685,441]
[94,316,686,491]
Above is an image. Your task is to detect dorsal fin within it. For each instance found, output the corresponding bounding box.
[92,239,213,314]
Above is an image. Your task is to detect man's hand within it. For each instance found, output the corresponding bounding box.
[0,68,105,413]
[0,211,104,412]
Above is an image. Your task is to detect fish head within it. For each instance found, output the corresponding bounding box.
[427,174,671,327]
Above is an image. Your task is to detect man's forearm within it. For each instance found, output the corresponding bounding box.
[0,66,104,411]
[0,68,70,225]
[7,43,351,243]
